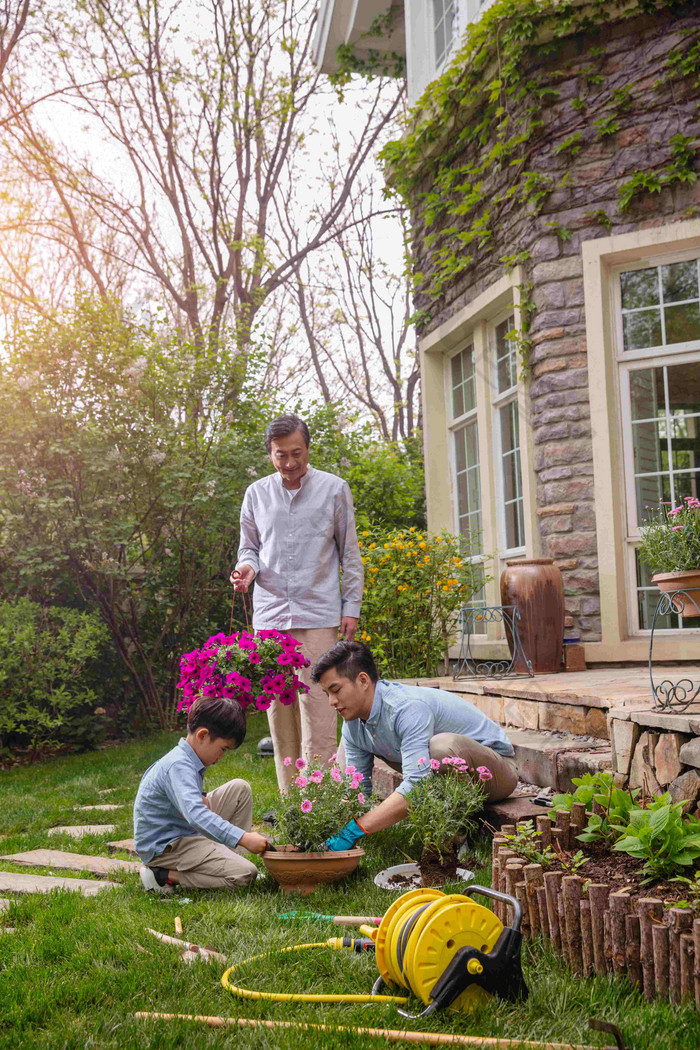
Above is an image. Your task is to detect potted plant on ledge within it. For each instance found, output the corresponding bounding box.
[263,757,369,895]
[405,757,492,887]
[638,497,700,617]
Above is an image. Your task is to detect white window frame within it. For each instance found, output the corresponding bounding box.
[613,248,700,636]
[447,341,482,546]
[488,308,526,561]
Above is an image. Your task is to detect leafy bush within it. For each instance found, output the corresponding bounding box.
[357,525,485,677]
[637,498,700,573]
[275,756,368,852]
[503,820,557,868]
[613,795,700,882]
[553,772,639,846]
[405,758,490,861]
[0,598,108,752]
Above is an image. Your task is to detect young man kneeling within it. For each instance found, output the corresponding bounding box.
[134,696,270,893]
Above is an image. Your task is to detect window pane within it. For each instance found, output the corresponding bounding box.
[665,302,700,345]
[635,473,668,525]
[621,268,659,310]
[452,381,465,419]
[451,346,475,418]
[502,452,518,501]
[505,499,524,550]
[662,260,698,304]
[667,361,700,418]
[495,316,517,392]
[467,465,480,510]
[630,368,663,420]
[451,352,462,389]
[623,309,662,351]
[632,420,663,475]
[465,421,478,465]
[455,427,466,473]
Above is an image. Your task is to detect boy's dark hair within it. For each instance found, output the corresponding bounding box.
[264,413,310,453]
[187,696,246,744]
[311,640,379,684]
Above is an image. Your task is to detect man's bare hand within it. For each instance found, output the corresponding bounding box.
[230,565,255,593]
[239,830,271,854]
[339,616,358,641]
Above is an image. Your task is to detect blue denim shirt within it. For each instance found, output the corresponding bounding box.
[133,738,244,863]
[341,680,515,799]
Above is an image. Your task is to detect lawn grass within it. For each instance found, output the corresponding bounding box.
[0,717,699,1049]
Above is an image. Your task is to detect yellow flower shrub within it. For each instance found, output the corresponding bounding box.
[357,526,487,678]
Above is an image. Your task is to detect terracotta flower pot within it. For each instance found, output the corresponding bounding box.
[261,845,364,895]
[652,569,700,618]
[500,558,564,673]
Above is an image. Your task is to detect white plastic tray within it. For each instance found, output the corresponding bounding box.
[374,862,474,890]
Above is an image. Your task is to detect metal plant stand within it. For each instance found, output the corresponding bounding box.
[453,604,534,681]
[648,589,700,711]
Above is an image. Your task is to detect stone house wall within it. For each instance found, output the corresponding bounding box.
[411,8,700,642]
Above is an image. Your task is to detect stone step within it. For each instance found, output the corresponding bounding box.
[0,850,139,876]
[0,872,118,896]
[107,838,137,855]
[48,825,117,839]
[508,729,612,792]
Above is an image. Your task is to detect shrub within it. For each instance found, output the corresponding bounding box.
[553,772,639,846]
[613,795,700,882]
[357,525,485,678]
[404,757,490,861]
[0,598,108,752]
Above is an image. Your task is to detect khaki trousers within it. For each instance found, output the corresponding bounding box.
[267,625,340,792]
[339,733,519,803]
[150,778,258,889]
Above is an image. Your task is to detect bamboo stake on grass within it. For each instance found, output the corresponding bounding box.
[146,928,227,963]
[625,915,641,989]
[133,1011,608,1049]
[651,924,669,1000]
[587,885,610,975]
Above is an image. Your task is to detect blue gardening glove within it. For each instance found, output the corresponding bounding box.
[325,817,367,852]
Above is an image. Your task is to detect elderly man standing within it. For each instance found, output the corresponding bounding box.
[231,414,364,791]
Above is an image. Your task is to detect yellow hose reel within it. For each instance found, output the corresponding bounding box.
[222,884,527,1019]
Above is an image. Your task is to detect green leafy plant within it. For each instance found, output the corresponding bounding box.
[275,758,369,853]
[405,758,490,862]
[553,771,638,846]
[637,498,700,574]
[559,850,588,876]
[613,795,700,883]
[668,870,700,914]
[504,820,557,868]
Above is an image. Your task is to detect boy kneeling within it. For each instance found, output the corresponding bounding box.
[134,696,270,893]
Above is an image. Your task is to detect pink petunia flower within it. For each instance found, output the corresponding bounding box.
[430,759,440,770]
[350,774,363,789]
[295,776,308,788]
[283,756,293,766]
[301,799,312,813]
[357,793,365,805]
[330,768,342,782]
[310,770,323,784]
[295,758,306,770]
[345,765,356,775]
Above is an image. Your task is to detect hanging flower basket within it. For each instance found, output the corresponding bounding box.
[176,629,310,712]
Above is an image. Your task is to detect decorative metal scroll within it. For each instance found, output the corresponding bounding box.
[649,589,700,712]
[453,604,534,681]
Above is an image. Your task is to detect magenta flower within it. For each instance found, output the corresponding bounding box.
[283,756,293,767]
[301,800,312,813]
[329,751,338,763]
[295,775,308,788]
[249,652,261,665]
[330,768,342,782]
[477,765,493,781]
[350,774,363,789]
[295,758,306,770]
[430,759,440,770]
[277,654,293,665]
[357,793,365,805]
[417,756,427,766]
[345,765,356,775]
[310,770,323,784]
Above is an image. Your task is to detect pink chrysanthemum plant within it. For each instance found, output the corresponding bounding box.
[637,496,700,574]
[405,756,492,862]
[275,756,370,853]
[176,629,310,713]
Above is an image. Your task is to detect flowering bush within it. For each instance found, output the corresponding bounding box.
[638,497,700,573]
[177,629,310,712]
[357,525,486,678]
[404,758,492,861]
[275,756,369,852]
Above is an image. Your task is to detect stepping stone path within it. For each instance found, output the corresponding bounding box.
[78,804,123,812]
[0,899,10,913]
[49,825,117,839]
[0,872,118,896]
[0,850,139,876]
[107,838,137,856]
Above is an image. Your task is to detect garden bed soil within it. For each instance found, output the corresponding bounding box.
[419,845,459,887]
[559,841,695,908]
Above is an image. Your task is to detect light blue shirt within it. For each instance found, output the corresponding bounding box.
[133,738,244,863]
[341,680,515,799]
[236,466,364,630]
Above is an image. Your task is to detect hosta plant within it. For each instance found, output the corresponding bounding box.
[613,795,700,882]
[553,771,638,846]
[275,757,369,853]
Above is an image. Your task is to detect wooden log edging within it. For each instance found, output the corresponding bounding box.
[490,853,698,1008]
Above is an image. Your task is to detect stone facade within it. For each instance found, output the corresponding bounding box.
[610,706,700,814]
[411,8,700,642]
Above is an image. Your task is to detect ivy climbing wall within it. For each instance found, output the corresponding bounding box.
[383,0,700,642]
